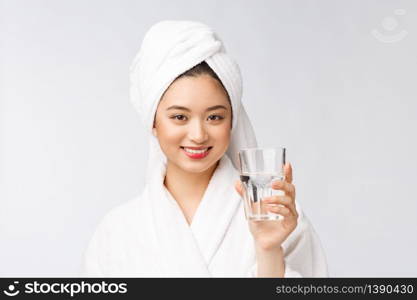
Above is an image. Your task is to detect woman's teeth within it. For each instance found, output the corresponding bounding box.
[182,147,210,154]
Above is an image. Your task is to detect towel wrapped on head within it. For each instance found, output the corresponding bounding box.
[129,20,257,174]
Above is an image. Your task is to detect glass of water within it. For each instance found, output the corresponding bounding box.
[238,147,286,221]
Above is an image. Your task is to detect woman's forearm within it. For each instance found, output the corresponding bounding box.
[255,244,285,277]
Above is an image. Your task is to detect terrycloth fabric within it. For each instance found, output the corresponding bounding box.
[81,20,328,277]
[81,155,328,277]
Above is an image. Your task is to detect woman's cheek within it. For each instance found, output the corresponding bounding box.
[167,132,184,151]
[212,125,231,152]
[158,123,183,153]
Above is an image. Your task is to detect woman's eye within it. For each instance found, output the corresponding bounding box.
[208,115,224,121]
[170,115,224,122]
[171,115,187,121]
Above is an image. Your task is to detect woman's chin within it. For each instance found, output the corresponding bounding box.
[177,156,220,174]
[165,149,224,174]
[180,161,214,174]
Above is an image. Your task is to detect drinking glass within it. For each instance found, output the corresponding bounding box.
[238,147,286,221]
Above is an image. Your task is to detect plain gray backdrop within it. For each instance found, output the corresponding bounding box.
[1,0,416,277]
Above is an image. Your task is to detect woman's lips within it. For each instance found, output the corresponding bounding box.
[180,147,212,159]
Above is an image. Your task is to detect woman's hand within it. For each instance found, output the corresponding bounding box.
[235,163,298,251]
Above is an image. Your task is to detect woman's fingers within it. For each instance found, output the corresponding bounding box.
[263,194,292,205]
[236,176,297,216]
[271,180,296,199]
[263,195,297,217]
[234,180,243,197]
[284,162,293,183]
[267,205,292,218]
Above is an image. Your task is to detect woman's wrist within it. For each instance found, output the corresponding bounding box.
[255,243,284,256]
[254,240,284,253]
[254,243,285,277]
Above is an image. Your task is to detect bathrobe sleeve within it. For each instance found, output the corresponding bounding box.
[247,202,329,278]
[80,216,110,277]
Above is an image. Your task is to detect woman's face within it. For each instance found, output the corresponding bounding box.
[153,74,232,174]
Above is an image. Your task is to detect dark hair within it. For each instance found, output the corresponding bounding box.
[175,61,230,102]
[177,61,218,78]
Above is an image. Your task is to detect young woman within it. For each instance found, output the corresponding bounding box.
[82,20,328,277]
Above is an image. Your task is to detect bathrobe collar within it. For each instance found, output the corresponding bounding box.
[146,154,241,276]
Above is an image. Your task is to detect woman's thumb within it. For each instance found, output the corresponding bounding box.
[234,180,243,197]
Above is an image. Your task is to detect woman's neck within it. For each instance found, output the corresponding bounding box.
[164,160,220,224]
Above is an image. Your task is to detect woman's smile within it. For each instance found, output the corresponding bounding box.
[180,146,213,159]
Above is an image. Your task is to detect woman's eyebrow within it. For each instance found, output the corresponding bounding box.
[166,105,227,112]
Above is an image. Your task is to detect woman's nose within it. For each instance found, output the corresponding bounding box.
[188,119,208,143]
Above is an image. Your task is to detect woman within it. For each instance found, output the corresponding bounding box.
[82,20,328,277]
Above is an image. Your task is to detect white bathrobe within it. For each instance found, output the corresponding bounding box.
[81,154,328,277]
[81,20,328,277]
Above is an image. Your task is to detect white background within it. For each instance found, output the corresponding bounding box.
[1,0,416,276]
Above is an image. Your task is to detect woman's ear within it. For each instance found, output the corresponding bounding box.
[152,117,157,137]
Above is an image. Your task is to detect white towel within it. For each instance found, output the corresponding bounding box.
[81,20,328,277]
[129,20,257,173]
